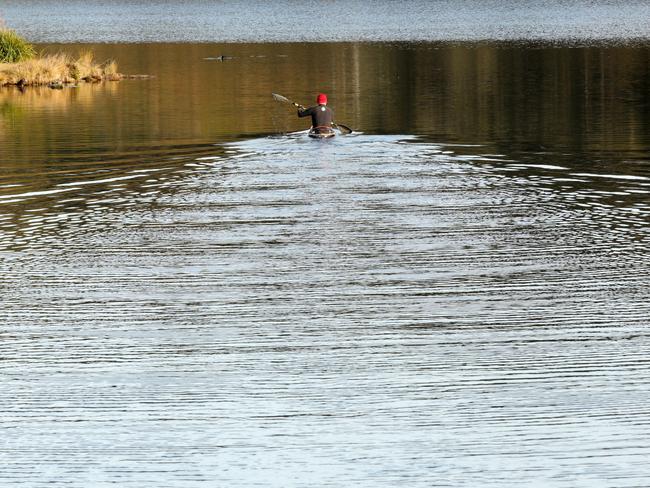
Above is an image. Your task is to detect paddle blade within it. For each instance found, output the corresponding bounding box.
[334,122,353,134]
[272,93,291,104]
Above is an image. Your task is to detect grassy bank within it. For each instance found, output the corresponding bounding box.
[1,24,122,88]
[1,52,123,87]
[0,26,36,62]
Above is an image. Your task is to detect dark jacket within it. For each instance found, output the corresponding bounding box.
[298,104,334,128]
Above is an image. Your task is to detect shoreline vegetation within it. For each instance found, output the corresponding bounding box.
[1,23,124,89]
[1,52,123,88]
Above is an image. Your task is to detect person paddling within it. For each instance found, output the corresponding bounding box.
[298,93,336,138]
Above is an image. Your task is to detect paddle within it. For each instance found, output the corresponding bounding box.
[271,93,353,134]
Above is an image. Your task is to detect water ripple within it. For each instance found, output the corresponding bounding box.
[5,0,650,43]
[2,135,650,487]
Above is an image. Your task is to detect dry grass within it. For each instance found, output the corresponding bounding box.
[0,51,122,87]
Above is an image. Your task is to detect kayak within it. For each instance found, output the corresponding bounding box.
[308,127,336,139]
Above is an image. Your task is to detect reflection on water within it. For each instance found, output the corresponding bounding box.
[3,43,650,249]
[2,42,650,486]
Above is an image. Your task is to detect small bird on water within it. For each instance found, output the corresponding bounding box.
[202,55,234,61]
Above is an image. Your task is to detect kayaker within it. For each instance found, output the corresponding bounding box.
[297,93,335,136]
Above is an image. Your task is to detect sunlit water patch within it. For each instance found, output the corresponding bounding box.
[4,0,650,43]
[2,134,650,487]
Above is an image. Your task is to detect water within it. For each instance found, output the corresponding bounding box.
[2,39,650,486]
[3,0,650,43]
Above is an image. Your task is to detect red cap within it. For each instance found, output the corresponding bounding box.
[316,93,327,105]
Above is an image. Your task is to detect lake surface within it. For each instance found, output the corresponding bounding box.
[2,41,650,487]
[4,0,650,43]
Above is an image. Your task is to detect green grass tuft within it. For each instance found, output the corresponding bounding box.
[0,28,36,63]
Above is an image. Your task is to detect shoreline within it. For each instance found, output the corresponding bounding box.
[0,53,153,89]
[0,51,120,88]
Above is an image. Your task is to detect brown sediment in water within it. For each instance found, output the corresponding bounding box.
[0,51,124,88]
